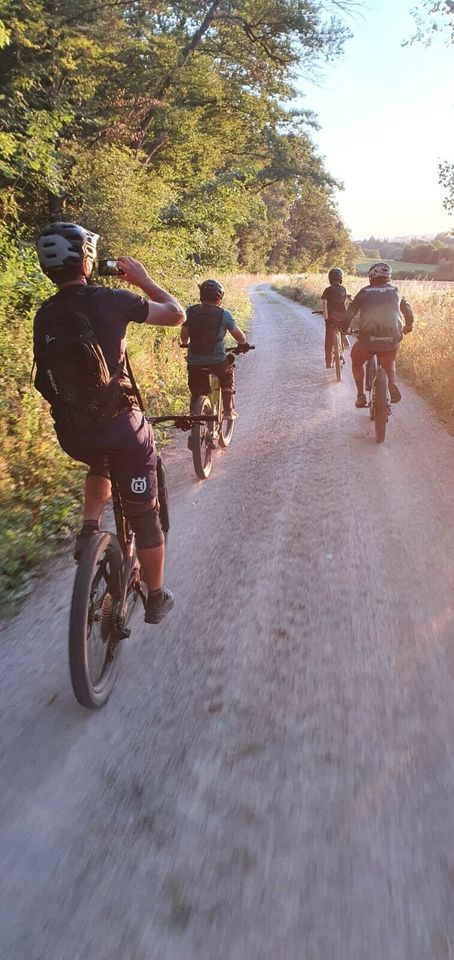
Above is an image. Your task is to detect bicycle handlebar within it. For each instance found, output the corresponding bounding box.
[179,342,255,354]
[147,414,217,428]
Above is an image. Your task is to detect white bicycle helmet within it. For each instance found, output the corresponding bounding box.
[37,222,100,275]
[368,261,392,282]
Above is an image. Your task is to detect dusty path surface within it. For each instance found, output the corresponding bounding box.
[3,285,454,960]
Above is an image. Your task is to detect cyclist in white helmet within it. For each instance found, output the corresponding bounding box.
[34,222,185,624]
[343,262,414,408]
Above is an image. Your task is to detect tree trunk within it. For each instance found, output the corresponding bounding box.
[136,0,226,147]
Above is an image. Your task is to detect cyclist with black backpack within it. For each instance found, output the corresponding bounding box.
[34,222,185,624]
[180,279,248,420]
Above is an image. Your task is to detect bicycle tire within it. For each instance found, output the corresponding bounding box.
[365,355,376,393]
[156,455,170,536]
[334,331,342,382]
[69,532,124,709]
[191,395,214,479]
[374,367,388,443]
[217,390,235,448]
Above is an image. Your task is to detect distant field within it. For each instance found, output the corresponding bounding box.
[356,257,437,276]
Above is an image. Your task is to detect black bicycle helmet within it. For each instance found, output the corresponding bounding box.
[199,279,225,301]
[37,222,100,275]
[368,261,392,282]
[328,266,343,283]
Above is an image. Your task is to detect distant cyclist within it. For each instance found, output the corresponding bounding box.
[181,279,248,420]
[344,262,413,408]
[33,222,185,624]
[321,267,349,368]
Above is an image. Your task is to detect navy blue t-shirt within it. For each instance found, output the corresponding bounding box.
[33,283,149,393]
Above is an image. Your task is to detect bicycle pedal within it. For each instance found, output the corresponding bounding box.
[115,624,131,640]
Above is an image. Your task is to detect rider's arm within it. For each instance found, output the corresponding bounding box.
[229,324,247,345]
[222,309,247,345]
[180,323,190,345]
[322,298,329,321]
[117,257,185,327]
[346,295,360,324]
[400,297,414,329]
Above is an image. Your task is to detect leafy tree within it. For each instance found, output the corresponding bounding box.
[408,1,454,45]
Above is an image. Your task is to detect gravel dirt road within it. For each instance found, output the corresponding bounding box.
[3,285,454,959]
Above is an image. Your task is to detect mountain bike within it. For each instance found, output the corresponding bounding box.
[69,412,200,710]
[365,355,390,443]
[189,344,255,480]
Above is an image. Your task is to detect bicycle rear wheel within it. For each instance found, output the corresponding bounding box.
[156,455,170,537]
[191,396,214,479]
[366,356,377,415]
[217,389,235,448]
[334,331,342,382]
[374,367,388,443]
[69,532,124,709]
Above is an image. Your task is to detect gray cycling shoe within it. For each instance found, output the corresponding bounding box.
[355,393,367,408]
[144,588,175,624]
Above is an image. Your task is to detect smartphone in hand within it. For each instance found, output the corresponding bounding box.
[98,259,125,277]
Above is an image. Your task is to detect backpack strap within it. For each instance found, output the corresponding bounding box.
[124,351,144,412]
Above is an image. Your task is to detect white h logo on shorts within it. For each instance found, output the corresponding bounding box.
[131,477,147,494]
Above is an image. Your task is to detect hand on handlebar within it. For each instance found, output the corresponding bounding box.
[402,323,413,335]
[234,342,255,354]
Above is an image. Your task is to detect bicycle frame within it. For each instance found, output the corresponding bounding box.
[108,469,144,643]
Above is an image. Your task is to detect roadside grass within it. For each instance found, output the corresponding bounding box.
[0,273,252,613]
[274,273,454,428]
[356,257,436,277]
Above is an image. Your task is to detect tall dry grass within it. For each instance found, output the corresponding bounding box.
[274,274,454,428]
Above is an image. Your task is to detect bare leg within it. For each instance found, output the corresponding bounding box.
[82,473,111,522]
[137,544,165,591]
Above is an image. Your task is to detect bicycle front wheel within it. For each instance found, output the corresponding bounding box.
[374,367,388,443]
[334,331,342,382]
[69,532,124,709]
[191,396,214,479]
[217,389,235,449]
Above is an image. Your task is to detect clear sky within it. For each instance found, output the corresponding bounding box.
[296,0,454,240]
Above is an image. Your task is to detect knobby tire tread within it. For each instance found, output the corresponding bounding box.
[334,331,342,382]
[191,396,213,479]
[374,367,388,443]
[218,390,235,449]
[69,532,123,709]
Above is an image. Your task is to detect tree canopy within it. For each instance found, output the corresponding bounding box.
[0,0,356,271]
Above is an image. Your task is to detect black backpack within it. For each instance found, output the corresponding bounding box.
[186,304,224,355]
[34,294,126,430]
